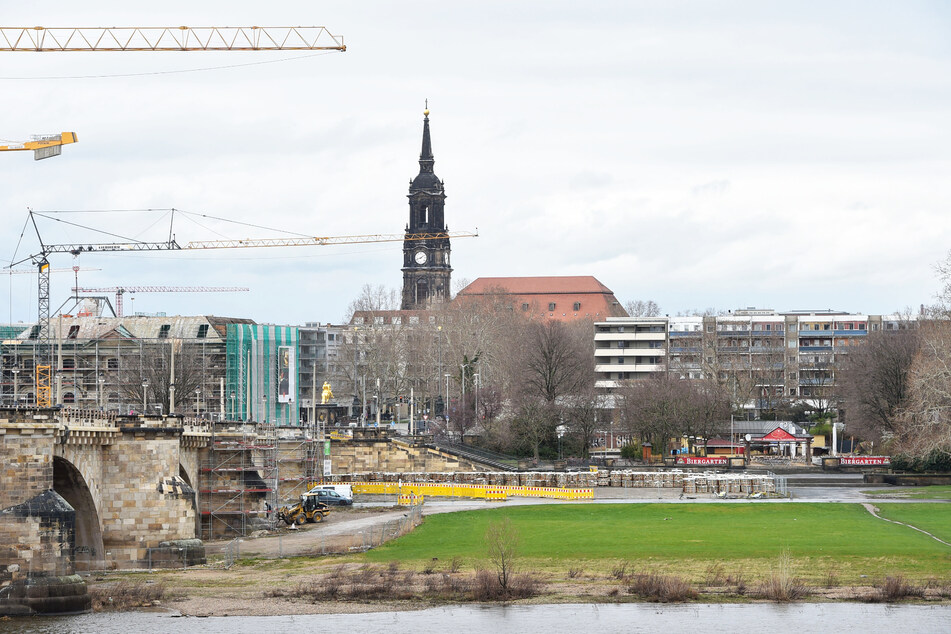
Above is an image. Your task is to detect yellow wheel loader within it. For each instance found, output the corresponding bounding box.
[278,493,331,525]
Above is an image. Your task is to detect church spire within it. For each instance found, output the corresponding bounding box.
[418,101,434,174]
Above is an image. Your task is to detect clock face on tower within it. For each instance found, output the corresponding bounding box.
[414,250,428,265]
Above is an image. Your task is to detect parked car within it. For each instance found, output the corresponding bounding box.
[310,488,353,506]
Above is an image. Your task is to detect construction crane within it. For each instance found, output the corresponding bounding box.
[71,285,250,317]
[0,132,77,160]
[9,210,477,407]
[1,22,346,405]
[0,26,345,52]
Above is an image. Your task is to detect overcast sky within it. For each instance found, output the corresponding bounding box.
[2,1,949,325]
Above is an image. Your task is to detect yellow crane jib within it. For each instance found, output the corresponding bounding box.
[0,26,345,52]
[0,132,77,160]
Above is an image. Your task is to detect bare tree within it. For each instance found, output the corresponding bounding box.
[121,340,204,415]
[344,284,400,322]
[510,397,556,461]
[839,329,918,443]
[625,299,661,317]
[616,374,727,457]
[517,319,590,403]
[485,517,520,590]
[563,387,608,459]
[892,320,951,461]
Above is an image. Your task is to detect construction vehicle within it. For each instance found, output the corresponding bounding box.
[278,492,331,525]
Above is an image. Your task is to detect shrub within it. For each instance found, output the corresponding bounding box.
[868,576,925,602]
[568,566,584,579]
[89,581,165,611]
[620,443,642,460]
[627,572,697,603]
[610,561,629,580]
[756,551,807,601]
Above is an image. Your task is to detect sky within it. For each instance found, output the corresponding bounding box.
[1,1,950,326]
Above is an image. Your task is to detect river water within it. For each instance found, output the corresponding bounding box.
[5,603,951,634]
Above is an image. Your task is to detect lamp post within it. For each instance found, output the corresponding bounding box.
[262,394,268,423]
[460,363,466,441]
[97,374,104,410]
[444,373,451,432]
[141,379,149,415]
[473,373,480,425]
[11,366,20,407]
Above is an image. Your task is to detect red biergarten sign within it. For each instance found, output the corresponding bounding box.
[840,456,890,466]
[677,456,728,465]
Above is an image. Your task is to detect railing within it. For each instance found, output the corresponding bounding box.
[432,439,519,471]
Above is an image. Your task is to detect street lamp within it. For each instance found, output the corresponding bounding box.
[444,373,451,431]
[473,373,480,425]
[141,379,149,414]
[11,366,20,407]
[262,394,268,423]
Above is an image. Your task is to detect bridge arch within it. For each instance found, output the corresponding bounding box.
[53,456,104,571]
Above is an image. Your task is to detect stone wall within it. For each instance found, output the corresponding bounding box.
[0,415,57,509]
[100,426,197,564]
[329,431,485,474]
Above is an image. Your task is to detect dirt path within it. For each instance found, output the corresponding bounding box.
[205,508,418,558]
[861,503,951,547]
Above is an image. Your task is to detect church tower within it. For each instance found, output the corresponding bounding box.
[401,106,451,310]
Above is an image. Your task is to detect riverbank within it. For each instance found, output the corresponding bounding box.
[85,505,951,616]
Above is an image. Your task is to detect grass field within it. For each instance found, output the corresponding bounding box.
[876,503,951,543]
[363,503,951,583]
[863,486,951,500]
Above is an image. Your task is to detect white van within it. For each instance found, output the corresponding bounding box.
[307,484,353,501]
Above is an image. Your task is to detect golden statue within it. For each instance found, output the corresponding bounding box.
[321,381,334,404]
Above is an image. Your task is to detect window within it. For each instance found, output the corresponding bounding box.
[617,341,627,348]
[374,316,384,325]
[107,358,119,370]
[63,392,75,404]
[196,324,209,338]
[392,316,401,325]
[548,302,556,311]
[354,317,365,325]
[409,316,419,325]
[521,303,529,311]
[28,325,40,340]
[328,333,336,341]
[158,324,171,339]
[573,302,581,311]
[62,358,75,369]
[67,325,80,339]
[108,392,120,403]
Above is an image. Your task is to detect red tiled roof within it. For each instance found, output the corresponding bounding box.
[455,276,628,322]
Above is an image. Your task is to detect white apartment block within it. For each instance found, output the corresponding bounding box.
[595,308,907,413]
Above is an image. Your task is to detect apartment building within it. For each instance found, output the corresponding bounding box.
[595,309,900,414]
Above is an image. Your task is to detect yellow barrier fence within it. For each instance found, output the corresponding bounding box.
[351,482,593,502]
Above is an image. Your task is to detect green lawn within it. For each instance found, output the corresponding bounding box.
[363,503,951,582]
[863,486,951,500]
[875,503,951,543]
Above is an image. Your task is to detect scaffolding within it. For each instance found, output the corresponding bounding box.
[199,422,278,539]
[198,422,321,538]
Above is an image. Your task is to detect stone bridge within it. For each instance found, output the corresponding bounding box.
[0,407,485,614]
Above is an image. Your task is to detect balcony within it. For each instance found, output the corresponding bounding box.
[834,330,867,337]
[594,332,666,342]
[800,346,833,352]
[594,348,666,359]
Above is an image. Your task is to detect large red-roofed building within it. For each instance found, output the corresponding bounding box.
[455,276,628,322]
